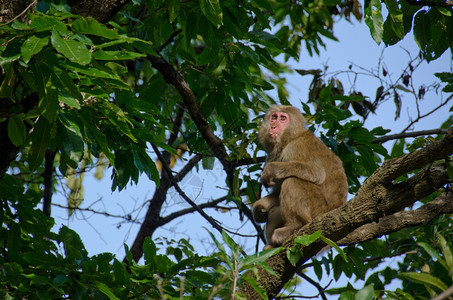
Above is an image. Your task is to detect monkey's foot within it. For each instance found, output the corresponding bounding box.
[263,244,275,250]
[271,226,300,245]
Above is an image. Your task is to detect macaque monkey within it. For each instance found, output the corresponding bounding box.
[253,105,348,248]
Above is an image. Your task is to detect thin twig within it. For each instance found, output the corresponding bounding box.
[52,202,141,223]
[431,285,453,300]
[372,128,449,144]
[151,144,224,234]
[0,0,37,26]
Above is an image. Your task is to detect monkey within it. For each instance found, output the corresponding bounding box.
[252,105,348,248]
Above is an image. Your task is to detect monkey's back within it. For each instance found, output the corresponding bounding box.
[281,130,348,209]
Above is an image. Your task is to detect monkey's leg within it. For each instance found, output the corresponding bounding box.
[263,205,284,249]
[252,193,279,223]
[271,178,326,246]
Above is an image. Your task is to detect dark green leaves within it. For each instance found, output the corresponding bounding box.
[59,225,88,260]
[7,114,27,146]
[200,0,223,28]
[365,0,452,60]
[50,31,91,65]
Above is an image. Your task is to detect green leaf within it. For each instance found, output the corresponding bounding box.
[202,156,215,170]
[364,0,384,44]
[356,145,377,176]
[95,282,120,300]
[239,247,282,270]
[57,118,84,164]
[39,79,59,123]
[354,285,374,300]
[294,230,322,246]
[28,117,52,170]
[72,17,120,39]
[143,237,157,263]
[21,36,49,63]
[399,272,448,291]
[131,149,160,185]
[320,236,348,262]
[168,0,180,22]
[287,246,302,266]
[382,0,405,45]
[0,64,15,98]
[437,233,453,276]
[7,114,27,146]
[200,0,223,28]
[418,242,448,271]
[413,10,432,59]
[348,127,374,144]
[59,225,88,260]
[242,275,269,300]
[92,50,146,60]
[51,31,91,65]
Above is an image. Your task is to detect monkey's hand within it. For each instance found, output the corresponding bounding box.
[252,203,268,223]
[260,164,276,187]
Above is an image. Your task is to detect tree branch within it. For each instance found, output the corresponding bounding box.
[147,54,234,185]
[337,191,453,245]
[432,284,453,300]
[371,128,449,144]
[151,144,224,234]
[43,149,57,217]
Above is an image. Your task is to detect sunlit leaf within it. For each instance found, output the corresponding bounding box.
[364,0,383,44]
[399,272,448,291]
[21,36,49,62]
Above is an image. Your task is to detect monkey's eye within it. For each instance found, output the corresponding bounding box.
[271,114,278,120]
[280,116,287,121]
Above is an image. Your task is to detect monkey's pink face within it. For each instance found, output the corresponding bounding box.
[268,112,290,138]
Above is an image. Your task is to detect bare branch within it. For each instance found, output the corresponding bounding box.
[151,144,224,234]
[372,128,449,144]
[158,195,232,226]
[52,203,140,223]
[402,94,453,132]
[431,285,453,300]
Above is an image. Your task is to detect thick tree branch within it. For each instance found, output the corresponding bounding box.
[337,191,453,245]
[147,54,234,185]
[239,129,453,299]
[128,110,191,262]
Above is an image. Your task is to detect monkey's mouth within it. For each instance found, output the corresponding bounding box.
[269,132,279,138]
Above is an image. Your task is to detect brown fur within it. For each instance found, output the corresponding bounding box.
[253,105,348,248]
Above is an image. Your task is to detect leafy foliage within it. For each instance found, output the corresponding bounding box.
[364,0,453,61]
[0,0,452,298]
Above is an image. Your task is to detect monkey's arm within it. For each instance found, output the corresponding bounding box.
[261,160,326,187]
